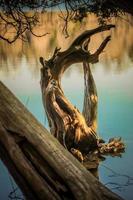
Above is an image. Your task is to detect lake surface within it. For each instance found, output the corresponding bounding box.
[0,13,133,200]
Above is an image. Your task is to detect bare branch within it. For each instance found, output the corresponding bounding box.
[71,24,115,47]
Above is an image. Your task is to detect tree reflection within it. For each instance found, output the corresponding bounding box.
[0,13,133,77]
[128,43,133,61]
[102,164,133,192]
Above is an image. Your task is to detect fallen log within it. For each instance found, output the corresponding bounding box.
[0,81,124,200]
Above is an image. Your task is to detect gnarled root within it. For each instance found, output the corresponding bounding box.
[83,137,125,170]
[98,137,125,155]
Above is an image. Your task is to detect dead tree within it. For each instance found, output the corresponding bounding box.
[39,25,115,157]
[0,81,124,200]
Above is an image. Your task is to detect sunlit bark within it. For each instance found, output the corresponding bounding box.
[40,25,115,156]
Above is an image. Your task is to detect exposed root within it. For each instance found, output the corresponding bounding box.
[71,137,125,171]
[98,137,125,155]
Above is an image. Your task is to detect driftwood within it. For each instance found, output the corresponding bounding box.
[0,81,124,200]
[39,24,118,158]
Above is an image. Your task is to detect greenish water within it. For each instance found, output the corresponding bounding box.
[0,55,133,199]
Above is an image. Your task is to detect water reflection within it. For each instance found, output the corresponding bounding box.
[0,13,133,77]
[0,12,133,200]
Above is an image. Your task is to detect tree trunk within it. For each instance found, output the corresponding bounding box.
[0,81,124,200]
[39,24,115,156]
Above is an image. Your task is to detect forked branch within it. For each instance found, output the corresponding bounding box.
[40,25,115,80]
[39,24,115,157]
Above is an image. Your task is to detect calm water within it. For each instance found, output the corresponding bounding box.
[0,13,133,200]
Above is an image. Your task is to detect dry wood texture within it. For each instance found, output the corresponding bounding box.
[39,25,115,155]
[0,81,124,200]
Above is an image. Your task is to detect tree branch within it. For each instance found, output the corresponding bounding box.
[40,24,115,80]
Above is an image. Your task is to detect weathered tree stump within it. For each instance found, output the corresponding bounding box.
[0,81,124,200]
[39,25,116,156]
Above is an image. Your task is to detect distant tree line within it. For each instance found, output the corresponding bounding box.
[0,0,133,43]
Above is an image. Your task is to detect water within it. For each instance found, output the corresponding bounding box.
[0,13,133,200]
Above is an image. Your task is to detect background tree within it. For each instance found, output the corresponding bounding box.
[0,0,133,43]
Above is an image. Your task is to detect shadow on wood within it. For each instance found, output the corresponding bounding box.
[39,24,120,158]
[0,80,124,200]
